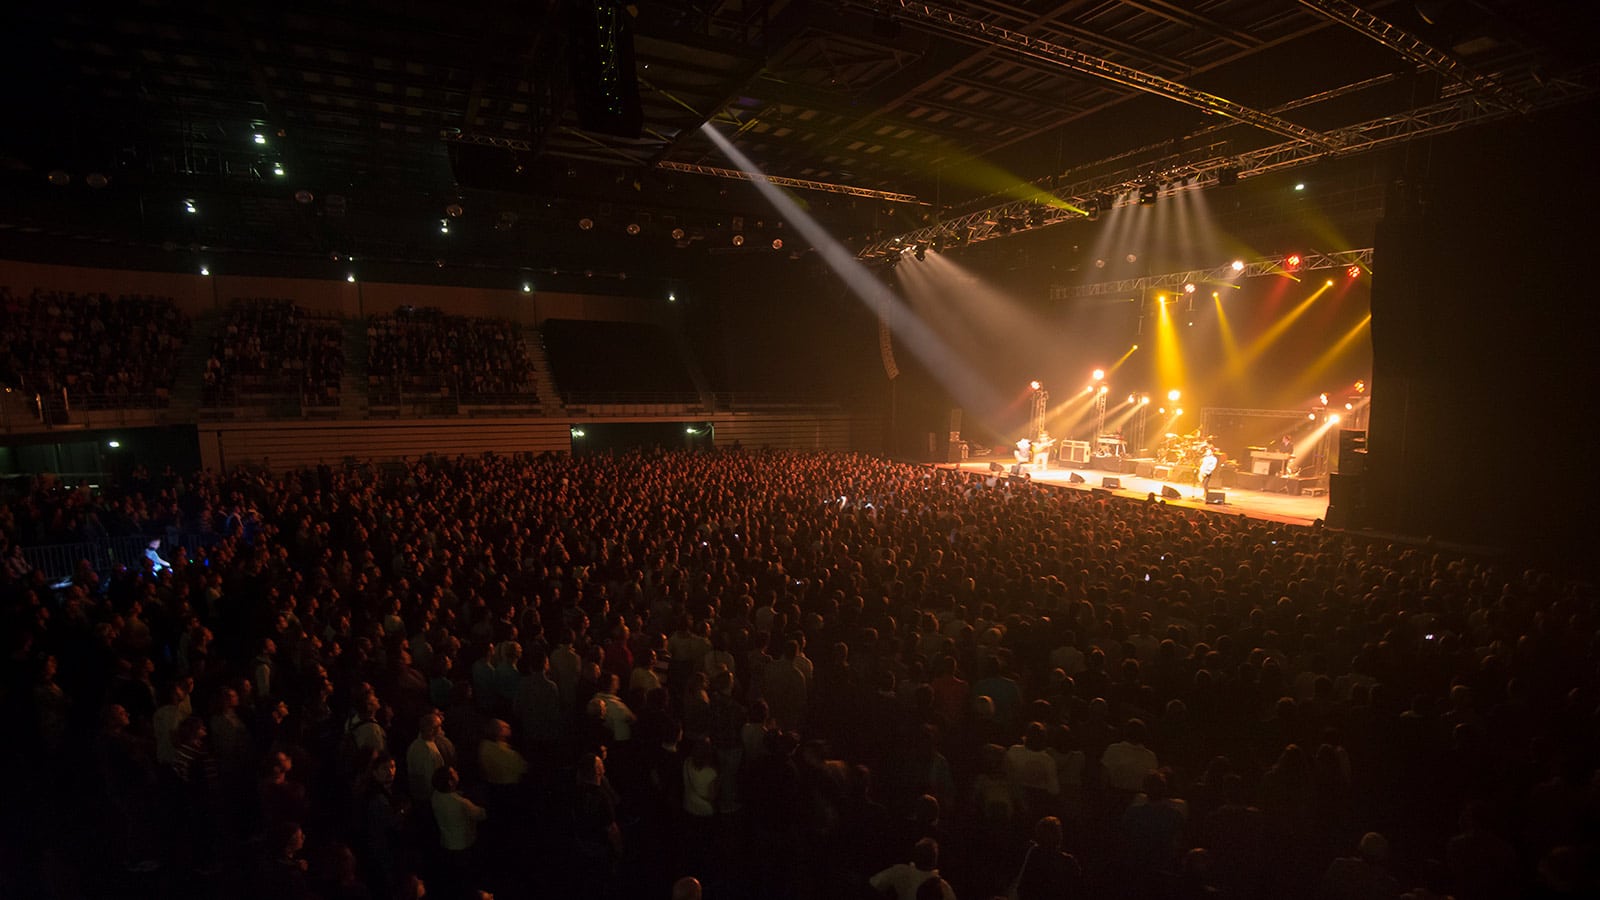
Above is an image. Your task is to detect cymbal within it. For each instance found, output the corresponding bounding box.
[1164,433,1179,438]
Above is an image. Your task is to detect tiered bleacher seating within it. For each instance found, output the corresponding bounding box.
[367,306,534,404]
[0,288,189,411]
[204,298,344,408]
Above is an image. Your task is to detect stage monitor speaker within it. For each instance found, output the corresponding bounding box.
[1102,477,1122,489]
[1161,485,1182,500]
[1068,472,1086,484]
[1206,489,1227,505]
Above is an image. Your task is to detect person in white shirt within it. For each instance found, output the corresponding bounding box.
[407,711,456,804]
[594,675,636,743]
[869,838,957,900]
[152,680,191,765]
[430,766,487,888]
[1004,722,1060,798]
[1100,719,1159,793]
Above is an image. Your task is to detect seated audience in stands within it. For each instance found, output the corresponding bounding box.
[0,287,189,410]
[0,449,1595,900]
[205,298,343,407]
[366,306,532,402]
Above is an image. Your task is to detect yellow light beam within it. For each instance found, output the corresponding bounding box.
[1228,281,1331,378]
[1212,293,1238,362]
[1107,343,1139,376]
[1154,295,1186,400]
[1292,313,1372,394]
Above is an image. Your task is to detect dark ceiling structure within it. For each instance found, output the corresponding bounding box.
[1,0,1595,277]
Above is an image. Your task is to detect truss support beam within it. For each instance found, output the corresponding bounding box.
[1048,250,1374,301]
[654,161,923,203]
[862,0,1338,149]
[1295,0,1531,113]
[855,63,1596,259]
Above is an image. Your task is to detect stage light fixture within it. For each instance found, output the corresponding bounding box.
[1216,167,1239,187]
[1329,413,1341,424]
[579,217,595,231]
[1128,394,1136,404]
[1285,253,1303,270]
[625,223,641,235]
[1095,259,1106,268]
[1183,283,1196,293]
[47,170,70,186]
[1355,380,1366,393]
[1325,279,1334,287]
[1140,396,1150,405]
[668,292,677,303]
[732,234,745,246]
[295,190,314,204]
[86,173,109,188]
[446,203,464,218]
[522,284,532,294]
[1157,295,1166,304]
[1029,380,1042,392]
[914,243,927,261]
[772,238,784,250]
[1092,369,1105,381]
[108,441,120,448]
[1319,393,1329,405]
[1098,385,1109,395]
[1175,408,1183,416]
[1139,182,1158,205]
[1347,265,1361,279]
[1294,182,1305,191]
[1231,259,1245,273]
[199,266,209,276]
[1158,407,1166,414]
[272,164,285,177]
[1168,389,1181,402]
[254,133,266,145]
[1126,253,1138,263]
[1308,412,1317,420]
[1344,402,1353,410]
[671,227,686,241]
[346,274,356,283]
[184,199,198,214]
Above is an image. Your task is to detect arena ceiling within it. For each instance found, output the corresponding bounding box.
[1,0,1595,273]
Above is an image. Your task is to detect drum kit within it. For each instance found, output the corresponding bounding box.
[1158,431,1225,467]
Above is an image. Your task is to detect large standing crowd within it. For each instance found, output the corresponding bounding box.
[0,449,1594,900]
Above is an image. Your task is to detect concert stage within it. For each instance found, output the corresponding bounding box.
[945,459,1330,526]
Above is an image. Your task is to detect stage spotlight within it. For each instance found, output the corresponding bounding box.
[1308,412,1317,420]
[1319,392,1329,405]
[295,190,314,204]
[1092,368,1105,381]
[1126,253,1138,263]
[578,217,594,230]
[47,170,70,186]
[1139,182,1158,205]
[184,199,198,214]
[522,284,532,294]
[1158,407,1166,414]
[671,227,686,240]
[1095,259,1106,268]
[254,133,267,145]
[1285,253,1303,270]
[1355,380,1366,393]
[272,163,285,177]
[1183,283,1196,294]
[86,172,109,188]
[1175,408,1183,416]
[1347,265,1361,279]
[107,441,120,448]
[1231,259,1245,273]
[1167,389,1181,402]
[1344,402,1353,410]
[732,234,745,246]
[1329,413,1341,424]
[1294,182,1306,191]
[446,203,464,218]
[1216,166,1239,187]
[1029,380,1042,392]
[199,266,210,276]
[1140,396,1150,405]
[346,274,356,283]
[914,243,927,261]
[1157,295,1166,304]
[668,292,677,303]
[1325,279,1334,287]
[625,223,641,235]
[1131,344,1139,351]
[1127,394,1136,404]
[1098,385,1109,395]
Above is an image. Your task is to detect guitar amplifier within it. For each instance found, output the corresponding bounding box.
[1205,489,1227,505]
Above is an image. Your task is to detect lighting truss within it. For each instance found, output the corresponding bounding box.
[858,0,1338,148]
[1294,0,1530,113]
[1049,249,1374,301]
[1200,407,1320,420]
[655,161,923,203]
[441,132,924,204]
[857,63,1596,259]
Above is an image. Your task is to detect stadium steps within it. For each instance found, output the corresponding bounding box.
[167,310,218,418]
[520,325,564,416]
[339,317,370,418]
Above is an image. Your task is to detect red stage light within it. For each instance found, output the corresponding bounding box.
[1347,265,1361,279]
[1285,253,1302,270]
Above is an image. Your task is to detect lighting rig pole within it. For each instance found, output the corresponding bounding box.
[1029,382,1047,442]
[1094,389,1108,446]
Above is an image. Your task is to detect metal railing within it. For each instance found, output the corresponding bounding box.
[19,532,222,582]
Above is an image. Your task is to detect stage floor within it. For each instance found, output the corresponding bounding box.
[945,458,1329,526]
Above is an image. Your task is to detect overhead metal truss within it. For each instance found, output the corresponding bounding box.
[1295,0,1530,113]
[655,160,923,203]
[856,0,1338,149]
[858,64,1597,259]
[1048,249,1374,301]
[1200,408,1318,419]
